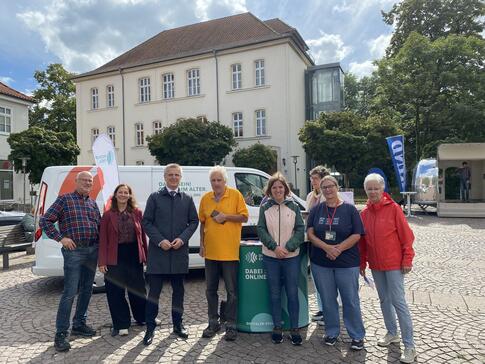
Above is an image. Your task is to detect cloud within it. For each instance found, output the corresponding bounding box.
[306,32,352,64]
[348,60,376,78]
[0,76,15,85]
[16,0,247,74]
[368,33,391,59]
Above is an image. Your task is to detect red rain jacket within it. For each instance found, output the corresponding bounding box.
[359,193,415,271]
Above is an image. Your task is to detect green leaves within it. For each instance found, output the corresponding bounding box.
[147,118,236,165]
[7,127,80,184]
[232,143,277,174]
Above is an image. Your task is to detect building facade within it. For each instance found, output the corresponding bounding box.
[74,13,313,195]
[0,82,34,205]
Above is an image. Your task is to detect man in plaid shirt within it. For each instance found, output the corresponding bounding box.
[40,171,101,352]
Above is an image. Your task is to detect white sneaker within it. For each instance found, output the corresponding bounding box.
[400,347,417,363]
[377,333,400,347]
[119,329,129,336]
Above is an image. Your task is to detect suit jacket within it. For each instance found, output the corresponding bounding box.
[142,188,199,274]
[98,208,148,266]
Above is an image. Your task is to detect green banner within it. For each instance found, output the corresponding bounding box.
[237,242,309,332]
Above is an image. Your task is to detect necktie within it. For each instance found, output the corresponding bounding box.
[170,191,176,198]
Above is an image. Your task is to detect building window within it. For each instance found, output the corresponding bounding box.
[255,59,265,86]
[139,77,151,103]
[0,159,13,200]
[231,63,242,90]
[256,109,266,136]
[106,85,114,107]
[135,123,144,146]
[153,120,162,135]
[136,160,145,166]
[0,107,12,134]
[232,112,243,138]
[107,126,116,146]
[187,69,200,96]
[91,88,99,109]
[91,128,99,144]
[162,73,175,99]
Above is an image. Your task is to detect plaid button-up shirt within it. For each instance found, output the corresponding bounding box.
[40,191,101,243]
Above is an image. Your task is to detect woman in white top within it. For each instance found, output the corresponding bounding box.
[305,165,329,323]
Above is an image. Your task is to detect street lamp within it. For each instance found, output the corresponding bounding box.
[290,155,299,191]
[20,157,30,212]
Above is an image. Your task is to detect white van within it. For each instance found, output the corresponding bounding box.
[32,165,306,290]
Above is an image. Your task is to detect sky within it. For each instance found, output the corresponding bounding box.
[0,0,399,95]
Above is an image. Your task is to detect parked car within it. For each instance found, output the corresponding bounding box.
[0,211,25,227]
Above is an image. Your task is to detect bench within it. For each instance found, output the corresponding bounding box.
[0,224,32,269]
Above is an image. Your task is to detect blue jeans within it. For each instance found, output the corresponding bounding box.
[56,245,98,334]
[263,255,300,329]
[311,263,365,340]
[460,179,470,201]
[372,269,414,348]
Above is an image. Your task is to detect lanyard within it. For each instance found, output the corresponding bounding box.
[325,204,338,232]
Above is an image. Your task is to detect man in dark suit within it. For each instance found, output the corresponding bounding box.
[141,164,199,345]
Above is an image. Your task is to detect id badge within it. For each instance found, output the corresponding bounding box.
[325,231,336,241]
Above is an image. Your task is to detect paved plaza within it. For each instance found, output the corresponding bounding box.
[0,214,484,363]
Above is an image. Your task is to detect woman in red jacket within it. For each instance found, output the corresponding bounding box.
[99,184,148,337]
[359,173,416,364]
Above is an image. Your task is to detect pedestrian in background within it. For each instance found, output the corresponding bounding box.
[307,175,366,351]
[98,184,148,337]
[360,173,416,363]
[258,172,305,345]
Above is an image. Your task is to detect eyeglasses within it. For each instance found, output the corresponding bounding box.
[321,184,336,190]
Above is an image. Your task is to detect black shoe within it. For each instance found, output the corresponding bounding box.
[311,311,324,321]
[324,335,338,346]
[271,327,283,344]
[54,332,71,352]
[173,324,188,339]
[111,328,119,337]
[224,327,237,341]
[71,324,96,337]
[143,328,154,346]
[290,329,302,346]
[351,339,364,351]
[202,323,221,338]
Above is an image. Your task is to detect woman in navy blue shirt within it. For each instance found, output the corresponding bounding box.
[307,175,366,350]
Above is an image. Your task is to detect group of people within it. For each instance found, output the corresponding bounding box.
[39,163,417,363]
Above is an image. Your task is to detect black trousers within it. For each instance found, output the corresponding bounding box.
[205,259,238,329]
[104,242,147,330]
[145,274,185,330]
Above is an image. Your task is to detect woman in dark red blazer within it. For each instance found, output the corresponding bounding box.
[99,184,148,336]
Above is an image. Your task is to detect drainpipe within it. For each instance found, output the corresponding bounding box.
[119,68,126,165]
[213,49,220,122]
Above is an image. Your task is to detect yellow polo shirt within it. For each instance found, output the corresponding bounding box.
[198,186,249,261]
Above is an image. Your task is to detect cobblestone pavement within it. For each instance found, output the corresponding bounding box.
[0,214,484,363]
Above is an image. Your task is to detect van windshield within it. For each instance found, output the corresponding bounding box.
[235,173,267,207]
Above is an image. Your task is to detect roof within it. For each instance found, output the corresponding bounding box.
[75,12,312,80]
[0,82,34,103]
[438,143,485,161]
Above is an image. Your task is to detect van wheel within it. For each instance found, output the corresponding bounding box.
[93,270,105,294]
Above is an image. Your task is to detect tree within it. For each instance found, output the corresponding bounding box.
[299,111,402,187]
[383,0,484,56]
[147,118,236,165]
[29,63,77,136]
[8,127,80,184]
[232,143,277,174]
[375,32,485,161]
[344,73,378,118]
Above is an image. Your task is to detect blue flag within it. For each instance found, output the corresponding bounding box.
[386,135,406,192]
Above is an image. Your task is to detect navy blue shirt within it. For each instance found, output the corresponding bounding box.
[307,202,364,268]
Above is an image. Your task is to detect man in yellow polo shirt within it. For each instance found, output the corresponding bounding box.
[199,165,248,341]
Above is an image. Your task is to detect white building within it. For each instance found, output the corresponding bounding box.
[0,82,34,206]
[73,13,314,195]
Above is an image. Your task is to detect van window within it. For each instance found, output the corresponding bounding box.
[235,173,268,207]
